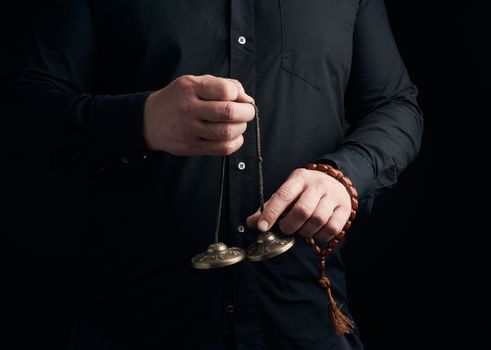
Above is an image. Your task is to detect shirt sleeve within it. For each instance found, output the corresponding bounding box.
[315,0,424,213]
[1,0,152,175]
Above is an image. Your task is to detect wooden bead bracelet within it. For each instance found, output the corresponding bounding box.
[305,163,358,335]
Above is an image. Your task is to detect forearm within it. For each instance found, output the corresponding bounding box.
[317,86,423,212]
[3,72,151,175]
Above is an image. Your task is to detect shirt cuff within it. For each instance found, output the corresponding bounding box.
[90,91,153,171]
[314,147,376,213]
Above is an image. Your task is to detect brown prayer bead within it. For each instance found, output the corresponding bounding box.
[317,164,329,172]
[337,230,346,240]
[351,198,359,210]
[321,247,333,256]
[339,176,352,187]
[328,239,339,249]
[326,167,339,178]
[346,186,358,198]
[349,210,357,221]
[343,220,352,230]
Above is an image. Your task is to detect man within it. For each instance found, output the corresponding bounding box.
[4,0,423,349]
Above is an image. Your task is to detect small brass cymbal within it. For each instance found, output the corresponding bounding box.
[191,242,246,269]
[246,231,295,262]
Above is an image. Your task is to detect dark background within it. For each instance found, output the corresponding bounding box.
[1,1,487,349]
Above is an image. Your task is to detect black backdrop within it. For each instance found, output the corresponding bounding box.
[1,1,487,349]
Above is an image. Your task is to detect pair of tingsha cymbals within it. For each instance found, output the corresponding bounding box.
[191,103,294,269]
[191,231,295,269]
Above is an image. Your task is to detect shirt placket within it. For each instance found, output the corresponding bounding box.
[227,1,264,349]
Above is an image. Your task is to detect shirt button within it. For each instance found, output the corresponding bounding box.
[226,305,234,313]
[238,36,246,45]
[237,161,246,170]
[237,225,245,233]
[121,156,129,164]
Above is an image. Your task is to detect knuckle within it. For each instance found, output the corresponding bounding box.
[314,182,329,195]
[292,204,311,221]
[219,80,237,100]
[293,168,309,178]
[289,169,307,185]
[219,125,233,140]
[275,188,293,202]
[223,102,235,120]
[310,213,327,227]
[266,207,282,220]
[176,75,194,89]
[325,222,340,235]
[229,78,241,87]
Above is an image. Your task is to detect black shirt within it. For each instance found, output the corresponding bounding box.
[3,0,423,349]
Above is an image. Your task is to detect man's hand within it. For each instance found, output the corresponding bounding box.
[246,168,351,243]
[143,74,255,156]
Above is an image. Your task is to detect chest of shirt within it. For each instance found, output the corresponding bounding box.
[89,0,359,89]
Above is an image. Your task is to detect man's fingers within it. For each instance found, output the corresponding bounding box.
[193,99,256,123]
[196,135,244,156]
[278,188,322,235]
[194,121,247,141]
[297,196,335,237]
[194,75,239,101]
[194,75,254,102]
[315,207,350,243]
[257,177,305,232]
